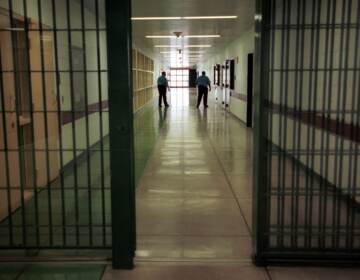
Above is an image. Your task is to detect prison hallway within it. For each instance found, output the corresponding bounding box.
[103,88,360,280]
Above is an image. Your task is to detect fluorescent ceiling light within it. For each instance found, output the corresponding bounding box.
[184,35,221,38]
[156,45,211,48]
[146,35,177,38]
[132,16,237,20]
[155,45,180,48]
[132,17,181,20]
[5,27,25,31]
[160,51,205,54]
[187,45,211,47]
[183,16,238,19]
[148,35,220,38]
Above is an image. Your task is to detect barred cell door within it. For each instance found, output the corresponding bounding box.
[254,0,360,263]
[0,0,136,269]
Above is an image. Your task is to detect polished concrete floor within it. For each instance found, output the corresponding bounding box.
[103,89,360,279]
[1,89,360,279]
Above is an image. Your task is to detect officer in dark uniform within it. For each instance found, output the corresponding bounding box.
[157,71,170,107]
[196,71,211,108]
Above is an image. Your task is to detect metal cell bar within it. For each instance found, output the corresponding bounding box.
[337,0,353,249]
[94,0,106,247]
[303,0,318,248]
[80,0,93,246]
[266,0,276,251]
[106,0,136,269]
[50,0,67,246]
[280,0,292,248]
[322,0,338,250]
[332,0,347,249]
[276,0,287,248]
[65,0,80,247]
[253,0,271,264]
[347,0,360,249]
[294,0,307,248]
[37,0,54,246]
[290,0,302,248]
[0,47,14,246]
[318,0,333,249]
[7,0,27,247]
[22,0,41,247]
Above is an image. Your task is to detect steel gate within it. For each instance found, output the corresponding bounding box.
[0,0,135,268]
[254,0,360,263]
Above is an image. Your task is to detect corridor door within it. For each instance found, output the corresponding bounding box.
[254,0,360,264]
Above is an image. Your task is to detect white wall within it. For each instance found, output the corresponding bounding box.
[198,29,255,123]
[269,0,360,197]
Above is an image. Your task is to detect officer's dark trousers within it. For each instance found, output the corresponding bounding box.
[197,85,208,107]
[158,85,168,107]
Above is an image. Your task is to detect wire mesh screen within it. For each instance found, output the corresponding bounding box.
[262,0,360,256]
[0,0,110,249]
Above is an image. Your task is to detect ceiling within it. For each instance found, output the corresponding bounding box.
[131,0,255,67]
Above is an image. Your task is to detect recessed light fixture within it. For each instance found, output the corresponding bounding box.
[155,45,181,48]
[160,51,205,54]
[155,45,211,48]
[148,35,220,39]
[184,35,221,38]
[146,35,177,38]
[132,16,237,20]
[5,27,25,31]
[185,45,211,48]
[132,17,181,20]
[183,16,238,19]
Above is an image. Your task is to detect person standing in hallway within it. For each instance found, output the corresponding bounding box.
[157,71,170,107]
[196,71,211,108]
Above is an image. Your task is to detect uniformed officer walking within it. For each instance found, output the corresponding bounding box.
[157,71,170,107]
[196,71,211,108]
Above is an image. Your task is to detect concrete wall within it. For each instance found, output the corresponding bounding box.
[0,0,108,165]
[198,29,255,123]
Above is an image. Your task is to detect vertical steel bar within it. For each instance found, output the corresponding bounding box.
[318,0,332,249]
[308,0,322,248]
[7,0,27,247]
[22,0,40,247]
[294,0,307,248]
[290,0,302,248]
[80,0,93,246]
[65,0,80,247]
[304,0,318,248]
[0,47,14,246]
[277,0,287,248]
[267,0,276,250]
[332,0,347,248]
[323,0,337,250]
[106,0,136,269]
[51,0,67,246]
[280,0,292,248]
[253,0,271,265]
[37,0,54,246]
[337,0,353,249]
[348,0,360,249]
[94,0,106,247]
